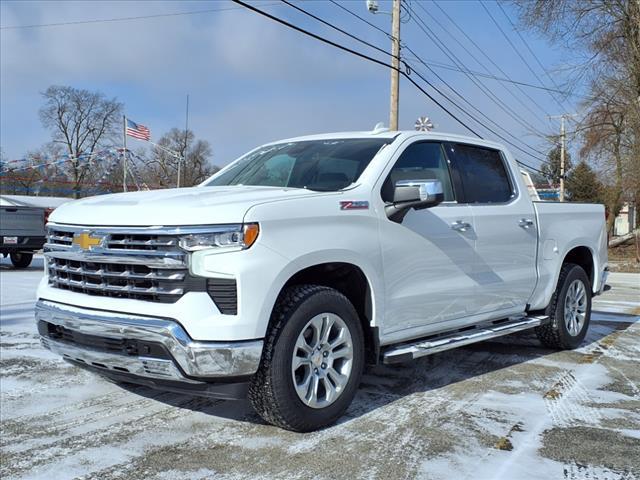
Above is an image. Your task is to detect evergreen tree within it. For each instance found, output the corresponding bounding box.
[541,145,572,185]
[566,161,603,204]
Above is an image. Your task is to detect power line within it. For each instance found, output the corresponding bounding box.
[407,3,549,140]
[430,0,554,120]
[231,0,556,166]
[515,159,546,176]
[328,1,566,96]
[327,0,391,39]
[0,3,280,30]
[230,0,482,137]
[280,0,392,58]
[404,55,568,94]
[478,1,569,112]
[404,53,547,161]
[420,1,551,128]
[495,2,571,106]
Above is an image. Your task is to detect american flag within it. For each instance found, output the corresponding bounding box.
[126,118,151,141]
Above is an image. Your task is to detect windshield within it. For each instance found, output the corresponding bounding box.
[204,138,390,191]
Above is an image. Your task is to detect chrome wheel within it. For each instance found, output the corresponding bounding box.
[291,312,354,409]
[564,279,587,336]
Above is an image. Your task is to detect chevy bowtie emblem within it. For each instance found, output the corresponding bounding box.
[72,232,104,250]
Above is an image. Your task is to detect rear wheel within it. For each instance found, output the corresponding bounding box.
[536,263,592,349]
[10,252,33,269]
[249,285,364,432]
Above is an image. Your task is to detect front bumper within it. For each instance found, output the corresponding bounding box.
[36,300,263,388]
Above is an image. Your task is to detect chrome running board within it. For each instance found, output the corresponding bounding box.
[382,315,549,364]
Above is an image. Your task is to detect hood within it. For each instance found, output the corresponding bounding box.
[49,185,319,226]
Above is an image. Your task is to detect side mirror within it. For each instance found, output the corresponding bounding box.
[386,179,444,222]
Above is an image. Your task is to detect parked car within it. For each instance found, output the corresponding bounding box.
[36,130,608,431]
[0,195,69,268]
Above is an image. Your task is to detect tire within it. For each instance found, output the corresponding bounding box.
[10,252,33,269]
[249,285,365,432]
[536,263,592,349]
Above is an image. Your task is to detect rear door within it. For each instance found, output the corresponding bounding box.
[444,143,537,314]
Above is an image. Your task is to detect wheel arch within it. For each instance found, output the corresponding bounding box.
[265,259,381,365]
[562,245,595,287]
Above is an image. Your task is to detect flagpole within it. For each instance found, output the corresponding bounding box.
[122,115,127,192]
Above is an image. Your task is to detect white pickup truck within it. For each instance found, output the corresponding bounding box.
[37,130,608,431]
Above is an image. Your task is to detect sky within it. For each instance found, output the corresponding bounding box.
[0,0,583,170]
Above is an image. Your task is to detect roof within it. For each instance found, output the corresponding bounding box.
[267,130,508,152]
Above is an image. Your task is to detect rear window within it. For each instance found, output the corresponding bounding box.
[448,144,513,203]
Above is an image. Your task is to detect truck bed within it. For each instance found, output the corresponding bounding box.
[529,201,608,309]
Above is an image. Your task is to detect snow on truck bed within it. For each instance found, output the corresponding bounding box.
[1,256,639,480]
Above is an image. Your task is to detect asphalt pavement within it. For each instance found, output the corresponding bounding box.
[1,256,638,480]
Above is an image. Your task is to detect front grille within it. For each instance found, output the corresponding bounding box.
[47,257,189,302]
[44,225,201,303]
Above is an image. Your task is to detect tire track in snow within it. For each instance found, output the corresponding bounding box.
[542,330,637,480]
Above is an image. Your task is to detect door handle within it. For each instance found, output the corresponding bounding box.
[451,221,472,232]
[518,218,535,228]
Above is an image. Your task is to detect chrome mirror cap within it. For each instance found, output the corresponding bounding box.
[393,179,444,204]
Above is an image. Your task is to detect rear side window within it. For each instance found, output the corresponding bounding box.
[382,142,455,202]
[448,144,513,203]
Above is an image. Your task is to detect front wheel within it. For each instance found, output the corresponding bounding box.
[10,252,33,269]
[536,263,592,349]
[249,285,364,432]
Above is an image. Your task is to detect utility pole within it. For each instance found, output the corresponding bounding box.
[389,0,401,131]
[549,113,577,202]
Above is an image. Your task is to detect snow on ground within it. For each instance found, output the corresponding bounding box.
[1,255,639,479]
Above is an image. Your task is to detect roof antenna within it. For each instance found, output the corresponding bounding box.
[372,122,389,134]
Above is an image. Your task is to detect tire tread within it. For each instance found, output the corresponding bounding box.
[249,284,348,431]
[535,262,590,349]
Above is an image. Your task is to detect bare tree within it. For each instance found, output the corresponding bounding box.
[39,86,123,198]
[141,129,218,188]
[514,0,640,234]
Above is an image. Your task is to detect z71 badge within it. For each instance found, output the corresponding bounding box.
[339,201,369,210]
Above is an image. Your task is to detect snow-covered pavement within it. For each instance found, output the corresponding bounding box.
[1,256,639,480]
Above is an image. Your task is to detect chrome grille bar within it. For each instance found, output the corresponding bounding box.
[51,275,184,295]
[108,239,178,247]
[47,262,185,281]
[50,275,184,295]
[44,249,186,268]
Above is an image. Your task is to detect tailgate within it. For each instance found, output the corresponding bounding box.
[0,207,45,236]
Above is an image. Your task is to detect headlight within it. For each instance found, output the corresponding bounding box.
[179,224,259,252]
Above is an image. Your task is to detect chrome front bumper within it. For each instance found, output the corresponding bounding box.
[36,300,263,383]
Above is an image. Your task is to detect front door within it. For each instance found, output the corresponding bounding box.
[378,141,482,337]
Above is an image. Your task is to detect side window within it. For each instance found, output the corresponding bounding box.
[381,142,455,202]
[449,144,513,203]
